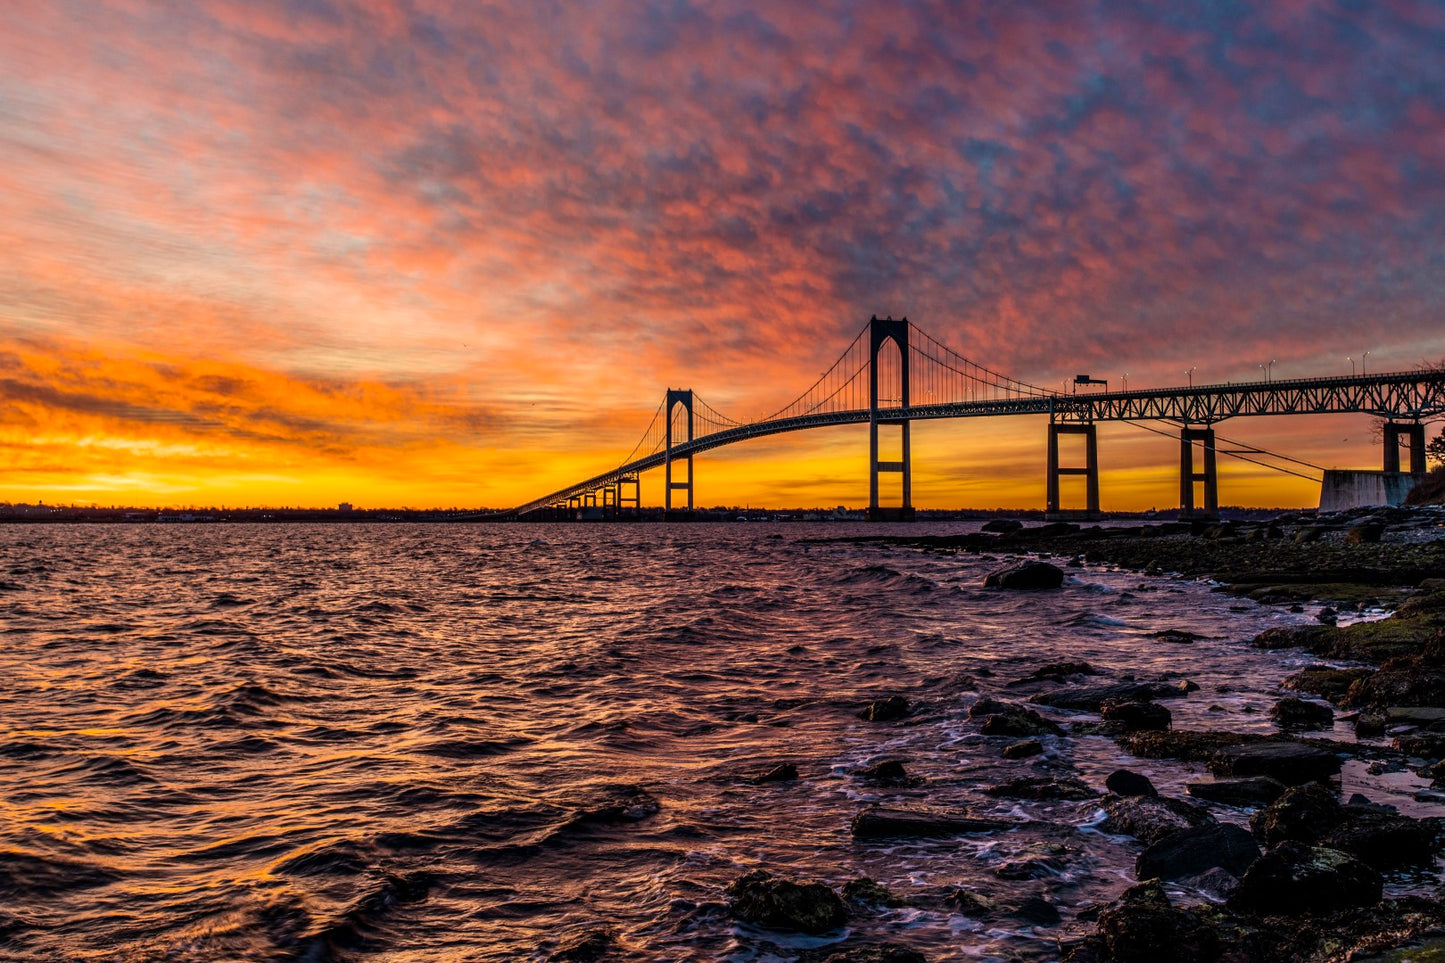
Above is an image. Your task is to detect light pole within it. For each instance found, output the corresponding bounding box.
[1363,350,1370,374]
[1348,356,1355,376]
[1186,366,1195,387]
[1122,372,1128,391]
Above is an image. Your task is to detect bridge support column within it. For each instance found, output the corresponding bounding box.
[618,474,640,517]
[1384,422,1427,475]
[1046,422,1099,519]
[1180,426,1218,520]
[665,389,694,517]
[868,315,914,522]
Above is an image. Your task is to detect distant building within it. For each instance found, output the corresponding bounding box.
[339,502,353,512]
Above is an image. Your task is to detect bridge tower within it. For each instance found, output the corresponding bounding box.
[1384,422,1427,475]
[1179,426,1219,520]
[1045,415,1100,519]
[665,389,694,516]
[868,316,914,521]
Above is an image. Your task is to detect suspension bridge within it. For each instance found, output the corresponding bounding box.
[505,316,1445,520]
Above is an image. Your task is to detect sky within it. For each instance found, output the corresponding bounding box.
[2,0,1443,511]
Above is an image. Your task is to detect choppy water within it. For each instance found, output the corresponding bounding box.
[0,522,1428,961]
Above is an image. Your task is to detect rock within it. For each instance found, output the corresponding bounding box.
[1281,666,1372,704]
[1208,740,1343,784]
[1032,681,1193,712]
[1010,894,1062,925]
[1349,668,1445,710]
[850,805,1017,839]
[1228,842,1382,915]
[1153,629,1205,644]
[1270,697,1335,730]
[1345,522,1385,544]
[1118,729,1260,762]
[1003,738,1043,759]
[1091,880,1217,963]
[1354,713,1387,738]
[754,762,798,784]
[944,888,996,916]
[984,776,1099,801]
[1250,783,1344,846]
[1323,805,1440,869]
[841,877,904,909]
[1252,624,1336,651]
[1136,823,1261,881]
[1178,866,1240,900]
[565,786,661,827]
[982,519,1024,533]
[1008,661,1099,685]
[857,760,916,786]
[549,926,616,962]
[1101,699,1173,731]
[984,561,1065,590]
[858,695,910,722]
[1396,732,1445,758]
[969,697,1064,736]
[1105,769,1157,797]
[1103,794,1215,844]
[726,869,848,934]
[1185,776,1288,807]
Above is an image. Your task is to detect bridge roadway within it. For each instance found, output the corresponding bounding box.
[507,369,1445,518]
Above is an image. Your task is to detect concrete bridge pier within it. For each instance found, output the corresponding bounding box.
[1180,426,1219,520]
[665,389,695,516]
[1046,422,1100,519]
[1384,421,1427,475]
[618,474,640,517]
[868,315,914,521]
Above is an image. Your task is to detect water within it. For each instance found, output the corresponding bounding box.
[0,523,1424,960]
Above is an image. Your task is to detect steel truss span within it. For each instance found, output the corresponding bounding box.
[505,316,1445,518]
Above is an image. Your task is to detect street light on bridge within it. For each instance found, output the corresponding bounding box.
[1363,350,1370,374]
[1186,366,1196,387]
[1348,356,1355,376]
[1259,359,1276,382]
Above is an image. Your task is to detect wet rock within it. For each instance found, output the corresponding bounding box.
[1228,842,1382,915]
[943,887,997,916]
[1281,666,1372,705]
[1101,699,1173,731]
[1007,660,1099,685]
[1208,740,1343,784]
[1104,769,1157,797]
[1270,697,1335,730]
[1347,664,1445,709]
[1185,776,1288,807]
[982,519,1024,533]
[548,926,616,962]
[753,762,798,784]
[1002,738,1043,759]
[1010,894,1062,925]
[857,759,919,787]
[726,869,848,934]
[995,853,1067,880]
[1153,629,1205,644]
[858,695,910,722]
[984,776,1098,801]
[1137,823,1260,881]
[842,877,904,909]
[1178,866,1240,900]
[1032,680,1193,712]
[1086,880,1217,963]
[1252,624,1337,652]
[1354,713,1387,738]
[1395,732,1445,759]
[969,696,1064,736]
[984,560,1065,590]
[1103,794,1215,844]
[850,805,1018,839]
[1118,729,1260,762]
[565,786,661,828]
[1250,783,1344,846]
[1324,805,1441,869]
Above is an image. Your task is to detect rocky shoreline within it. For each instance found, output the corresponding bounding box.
[698,507,1445,963]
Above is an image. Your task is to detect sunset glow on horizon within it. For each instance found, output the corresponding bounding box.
[4,2,1444,511]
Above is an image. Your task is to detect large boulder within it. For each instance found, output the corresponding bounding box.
[1208,741,1343,784]
[1089,880,1217,963]
[968,697,1064,736]
[858,695,911,722]
[984,561,1065,590]
[1105,769,1158,798]
[1249,783,1344,846]
[1323,805,1441,870]
[1136,823,1260,881]
[726,870,848,934]
[1228,842,1381,915]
